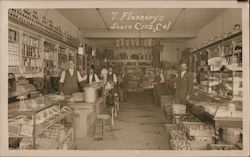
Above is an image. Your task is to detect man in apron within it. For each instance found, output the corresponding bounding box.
[59,60,84,95]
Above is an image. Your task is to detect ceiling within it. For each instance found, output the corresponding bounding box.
[58,8,225,48]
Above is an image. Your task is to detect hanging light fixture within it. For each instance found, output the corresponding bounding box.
[92,48,96,56]
[77,10,84,55]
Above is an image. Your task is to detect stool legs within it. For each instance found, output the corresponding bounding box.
[102,119,105,140]
[111,108,115,128]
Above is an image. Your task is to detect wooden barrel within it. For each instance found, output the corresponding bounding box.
[84,87,97,102]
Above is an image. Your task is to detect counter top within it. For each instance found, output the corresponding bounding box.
[8,94,72,118]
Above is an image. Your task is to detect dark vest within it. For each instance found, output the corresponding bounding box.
[63,69,79,95]
[107,73,114,82]
[86,74,96,84]
[154,75,161,83]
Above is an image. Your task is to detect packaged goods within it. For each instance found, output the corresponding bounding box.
[61,106,72,112]
[191,136,213,143]
[222,128,242,143]
[182,122,215,137]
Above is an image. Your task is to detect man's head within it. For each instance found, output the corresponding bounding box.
[68,60,75,69]
[180,63,188,72]
[108,67,113,73]
[89,68,94,75]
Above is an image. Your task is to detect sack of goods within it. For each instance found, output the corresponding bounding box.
[172,104,186,114]
[222,128,242,144]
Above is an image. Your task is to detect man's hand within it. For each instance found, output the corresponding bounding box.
[60,92,64,96]
[186,95,190,101]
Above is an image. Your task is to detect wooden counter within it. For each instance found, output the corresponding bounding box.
[70,93,107,140]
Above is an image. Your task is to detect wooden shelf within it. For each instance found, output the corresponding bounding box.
[191,31,242,54]
[22,55,40,59]
[9,16,78,49]
[106,59,152,63]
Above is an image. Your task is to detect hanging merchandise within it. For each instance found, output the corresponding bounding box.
[144,39,148,47]
[140,39,144,47]
[135,38,139,47]
[120,39,124,47]
[130,39,135,47]
[78,46,84,55]
[92,48,96,56]
[125,39,130,47]
[116,39,120,47]
[148,39,152,47]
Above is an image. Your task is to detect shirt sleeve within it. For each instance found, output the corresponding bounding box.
[82,75,87,82]
[95,74,100,82]
[59,70,66,83]
[113,74,117,83]
[77,71,84,82]
[160,73,165,83]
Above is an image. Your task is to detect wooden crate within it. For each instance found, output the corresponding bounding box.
[182,122,215,137]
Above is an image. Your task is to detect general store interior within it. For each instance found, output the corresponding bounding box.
[8,8,243,150]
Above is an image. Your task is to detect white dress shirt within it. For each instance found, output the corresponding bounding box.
[181,71,186,78]
[160,73,165,83]
[101,68,108,83]
[59,69,84,83]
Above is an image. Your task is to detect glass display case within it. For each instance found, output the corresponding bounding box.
[8,94,75,150]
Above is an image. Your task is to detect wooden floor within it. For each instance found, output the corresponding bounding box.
[76,90,170,150]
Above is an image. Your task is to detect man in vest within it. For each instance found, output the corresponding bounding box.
[118,69,129,102]
[82,68,100,84]
[153,67,165,106]
[175,63,193,104]
[106,67,118,106]
[107,67,117,85]
[59,60,84,95]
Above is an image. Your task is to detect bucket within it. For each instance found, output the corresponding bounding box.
[85,87,97,102]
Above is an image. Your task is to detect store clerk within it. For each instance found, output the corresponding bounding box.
[82,68,100,84]
[59,60,84,95]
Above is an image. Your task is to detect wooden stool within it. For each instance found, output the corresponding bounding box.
[113,93,120,118]
[94,114,112,140]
